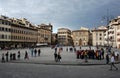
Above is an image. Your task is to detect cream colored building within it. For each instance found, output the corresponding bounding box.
[37,24,53,45]
[0,15,53,49]
[108,16,120,48]
[91,26,107,46]
[57,28,73,46]
[0,15,36,48]
[72,27,89,46]
[0,15,11,48]
[9,18,38,48]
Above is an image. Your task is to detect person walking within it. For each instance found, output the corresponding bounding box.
[17,51,21,59]
[57,48,62,62]
[54,51,58,62]
[1,53,5,63]
[101,48,104,59]
[38,49,41,56]
[106,53,109,64]
[34,49,37,57]
[24,51,29,60]
[109,53,118,70]
[5,52,9,62]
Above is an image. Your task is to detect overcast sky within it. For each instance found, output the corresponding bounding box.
[0,0,120,32]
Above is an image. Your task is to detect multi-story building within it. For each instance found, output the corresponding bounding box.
[10,18,38,48]
[72,27,89,46]
[57,28,73,46]
[0,15,53,49]
[91,26,107,46]
[0,15,11,49]
[40,23,53,31]
[37,23,53,45]
[108,16,120,48]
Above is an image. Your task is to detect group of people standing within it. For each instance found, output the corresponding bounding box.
[1,48,41,62]
[1,51,21,63]
[76,48,105,61]
[30,48,41,57]
[24,48,41,60]
[24,48,41,59]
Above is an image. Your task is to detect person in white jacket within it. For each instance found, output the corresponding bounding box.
[109,53,118,70]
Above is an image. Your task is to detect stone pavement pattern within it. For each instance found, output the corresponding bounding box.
[0,46,120,65]
[0,63,120,78]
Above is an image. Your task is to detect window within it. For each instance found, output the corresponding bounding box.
[5,35,7,39]
[99,37,102,40]
[5,28,8,32]
[2,27,4,31]
[9,36,11,39]
[2,34,4,39]
[2,21,4,24]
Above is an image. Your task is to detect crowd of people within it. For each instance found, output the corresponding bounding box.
[76,48,105,60]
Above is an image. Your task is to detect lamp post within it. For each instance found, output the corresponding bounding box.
[102,9,113,47]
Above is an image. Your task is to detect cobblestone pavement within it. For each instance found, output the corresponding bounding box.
[0,63,120,78]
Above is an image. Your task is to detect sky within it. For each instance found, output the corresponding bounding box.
[0,0,120,33]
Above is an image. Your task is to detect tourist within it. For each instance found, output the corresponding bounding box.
[34,49,37,57]
[106,53,109,64]
[57,48,62,62]
[54,51,58,62]
[5,52,9,62]
[76,50,80,59]
[24,51,29,60]
[101,48,104,59]
[38,49,41,56]
[1,53,5,63]
[109,53,118,70]
[17,51,21,59]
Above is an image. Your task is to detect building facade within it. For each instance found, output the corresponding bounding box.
[0,15,11,49]
[0,15,53,49]
[37,23,53,45]
[91,26,107,46]
[108,16,120,48]
[57,28,73,46]
[10,18,38,48]
[72,27,89,46]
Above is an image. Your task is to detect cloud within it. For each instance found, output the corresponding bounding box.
[0,0,120,32]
